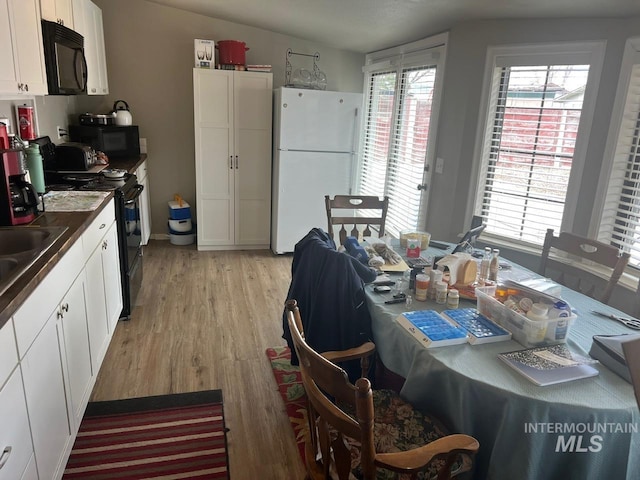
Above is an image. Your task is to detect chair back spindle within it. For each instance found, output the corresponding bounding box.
[325,195,388,246]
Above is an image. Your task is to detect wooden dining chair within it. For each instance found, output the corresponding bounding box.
[285,300,479,480]
[325,195,389,246]
[539,229,630,305]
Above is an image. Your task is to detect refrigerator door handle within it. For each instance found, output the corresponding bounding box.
[230,155,233,169]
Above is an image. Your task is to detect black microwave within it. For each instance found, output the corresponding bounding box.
[41,20,87,95]
[69,125,141,158]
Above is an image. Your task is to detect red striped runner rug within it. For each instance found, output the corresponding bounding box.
[63,389,229,480]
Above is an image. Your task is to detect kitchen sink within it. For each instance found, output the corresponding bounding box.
[0,226,69,297]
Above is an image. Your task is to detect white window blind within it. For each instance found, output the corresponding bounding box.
[360,70,397,198]
[359,63,439,237]
[599,63,640,266]
[477,64,590,244]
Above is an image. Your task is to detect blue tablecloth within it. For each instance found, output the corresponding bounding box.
[366,252,640,480]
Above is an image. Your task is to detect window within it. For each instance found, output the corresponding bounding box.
[358,36,446,238]
[599,38,640,267]
[474,43,604,245]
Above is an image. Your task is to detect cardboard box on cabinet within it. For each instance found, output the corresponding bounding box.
[195,39,215,68]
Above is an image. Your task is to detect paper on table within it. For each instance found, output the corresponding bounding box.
[380,258,409,272]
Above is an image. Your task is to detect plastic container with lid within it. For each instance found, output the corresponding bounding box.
[526,303,549,321]
[435,281,448,304]
[399,230,431,250]
[415,274,429,301]
[447,289,459,309]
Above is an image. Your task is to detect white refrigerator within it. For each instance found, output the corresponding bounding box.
[271,87,363,254]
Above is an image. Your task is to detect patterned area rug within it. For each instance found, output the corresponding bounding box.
[63,390,229,479]
[266,346,308,463]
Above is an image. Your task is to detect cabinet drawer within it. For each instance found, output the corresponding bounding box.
[0,368,35,480]
[0,321,17,389]
[83,200,116,259]
[13,237,84,359]
[135,160,147,182]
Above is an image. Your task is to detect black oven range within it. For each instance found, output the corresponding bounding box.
[44,171,144,320]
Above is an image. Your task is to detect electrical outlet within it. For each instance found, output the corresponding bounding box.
[56,126,66,139]
[435,157,444,174]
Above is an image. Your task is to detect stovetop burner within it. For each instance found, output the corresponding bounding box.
[47,184,76,191]
[45,170,137,195]
[79,182,118,191]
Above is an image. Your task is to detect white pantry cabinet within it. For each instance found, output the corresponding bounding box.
[40,0,73,28]
[136,160,152,245]
[72,0,108,95]
[0,0,48,95]
[193,69,273,250]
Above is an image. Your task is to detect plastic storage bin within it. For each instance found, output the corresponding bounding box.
[168,200,191,220]
[475,286,576,348]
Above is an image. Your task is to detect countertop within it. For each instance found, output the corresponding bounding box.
[106,153,147,175]
[0,154,147,329]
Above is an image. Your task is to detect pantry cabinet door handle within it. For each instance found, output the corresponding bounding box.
[229,155,233,169]
[0,446,11,469]
[235,155,238,169]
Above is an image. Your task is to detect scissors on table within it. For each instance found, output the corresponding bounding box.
[591,310,640,330]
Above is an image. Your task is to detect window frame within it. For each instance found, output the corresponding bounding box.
[356,33,448,237]
[593,37,640,267]
[468,41,606,248]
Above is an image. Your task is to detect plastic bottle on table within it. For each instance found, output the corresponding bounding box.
[488,248,500,282]
[415,274,429,301]
[447,289,459,309]
[25,143,45,194]
[479,246,491,284]
[429,269,443,299]
[435,281,448,304]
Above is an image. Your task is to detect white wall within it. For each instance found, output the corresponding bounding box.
[427,16,640,243]
[85,0,365,237]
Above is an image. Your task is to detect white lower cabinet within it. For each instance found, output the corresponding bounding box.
[0,320,35,480]
[21,316,72,480]
[58,272,92,432]
[8,199,123,480]
[0,369,36,480]
[85,220,122,371]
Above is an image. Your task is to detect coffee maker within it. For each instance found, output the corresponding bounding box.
[0,147,39,226]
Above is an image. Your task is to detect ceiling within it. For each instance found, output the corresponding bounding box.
[145,0,640,53]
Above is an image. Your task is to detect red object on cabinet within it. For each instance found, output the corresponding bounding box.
[216,40,249,65]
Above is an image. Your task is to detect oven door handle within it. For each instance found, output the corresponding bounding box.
[125,184,144,205]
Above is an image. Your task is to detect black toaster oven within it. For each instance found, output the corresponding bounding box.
[69,125,140,158]
[54,142,97,170]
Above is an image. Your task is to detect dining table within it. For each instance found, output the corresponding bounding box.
[365,244,640,480]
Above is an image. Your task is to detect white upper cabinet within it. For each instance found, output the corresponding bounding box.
[72,0,108,95]
[0,0,47,95]
[40,0,74,28]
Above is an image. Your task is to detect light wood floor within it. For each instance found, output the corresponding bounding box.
[90,240,307,478]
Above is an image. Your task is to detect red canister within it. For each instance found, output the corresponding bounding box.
[216,40,249,65]
[0,123,8,150]
[17,105,36,140]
